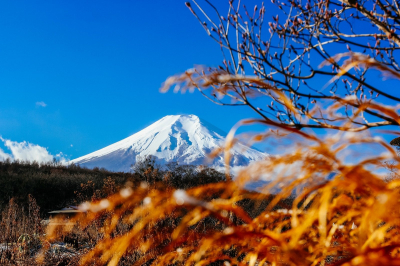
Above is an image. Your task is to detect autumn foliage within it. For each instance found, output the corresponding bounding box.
[40,0,400,265]
[42,71,400,266]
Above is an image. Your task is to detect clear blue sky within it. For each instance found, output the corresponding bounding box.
[0,0,269,159]
[0,0,398,161]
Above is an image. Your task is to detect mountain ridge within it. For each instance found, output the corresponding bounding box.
[71,114,268,173]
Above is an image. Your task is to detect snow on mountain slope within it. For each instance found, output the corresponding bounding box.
[71,115,268,173]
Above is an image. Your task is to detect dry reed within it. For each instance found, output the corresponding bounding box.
[42,57,400,266]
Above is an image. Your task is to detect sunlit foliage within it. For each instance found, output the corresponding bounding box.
[42,0,400,265]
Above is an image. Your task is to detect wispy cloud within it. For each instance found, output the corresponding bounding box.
[0,137,67,164]
[36,101,47,107]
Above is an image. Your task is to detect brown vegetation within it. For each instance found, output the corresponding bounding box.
[0,161,229,265]
[40,0,400,265]
[43,116,400,265]
[5,0,400,265]
[0,159,140,215]
[171,0,400,132]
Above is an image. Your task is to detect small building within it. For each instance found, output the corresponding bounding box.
[42,206,85,226]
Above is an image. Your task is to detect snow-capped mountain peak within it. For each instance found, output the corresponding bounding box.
[71,114,268,172]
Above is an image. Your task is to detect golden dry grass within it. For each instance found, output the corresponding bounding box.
[42,55,400,266]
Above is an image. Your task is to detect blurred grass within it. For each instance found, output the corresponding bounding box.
[43,57,400,265]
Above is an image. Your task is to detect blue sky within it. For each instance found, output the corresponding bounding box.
[0,0,268,159]
[0,0,399,162]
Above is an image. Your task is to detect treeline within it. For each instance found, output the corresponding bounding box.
[0,159,139,215]
[132,155,226,189]
[0,157,226,216]
[0,158,294,265]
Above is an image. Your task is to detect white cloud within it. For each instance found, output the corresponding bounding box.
[36,101,47,107]
[0,147,11,161]
[0,137,67,164]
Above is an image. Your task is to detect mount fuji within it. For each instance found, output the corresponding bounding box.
[71,115,268,173]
